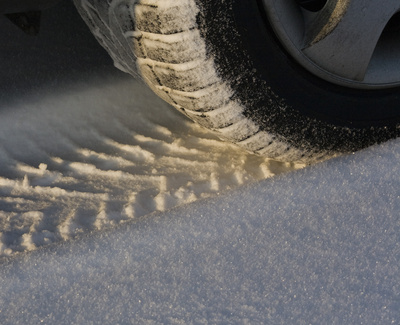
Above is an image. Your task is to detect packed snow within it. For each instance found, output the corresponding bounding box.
[0,1,399,324]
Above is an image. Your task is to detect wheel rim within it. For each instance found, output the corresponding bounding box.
[261,0,400,89]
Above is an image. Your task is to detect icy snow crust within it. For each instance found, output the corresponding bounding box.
[1,139,400,324]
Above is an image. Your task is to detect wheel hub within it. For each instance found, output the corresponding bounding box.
[262,0,400,89]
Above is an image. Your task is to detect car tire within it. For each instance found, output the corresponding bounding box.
[73,0,400,163]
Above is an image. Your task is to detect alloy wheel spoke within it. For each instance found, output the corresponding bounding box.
[302,0,400,81]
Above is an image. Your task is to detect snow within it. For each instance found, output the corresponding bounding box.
[1,140,400,324]
[1,1,400,324]
[0,1,300,257]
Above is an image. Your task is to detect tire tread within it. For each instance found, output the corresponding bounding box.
[74,0,330,162]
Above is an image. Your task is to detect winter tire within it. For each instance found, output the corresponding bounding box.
[74,0,400,163]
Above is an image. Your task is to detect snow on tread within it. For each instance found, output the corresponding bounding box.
[134,1,198,35]
[74,0,330,163]
[162,83,233,112]
[129,29,206,64]
[183,102,244,129]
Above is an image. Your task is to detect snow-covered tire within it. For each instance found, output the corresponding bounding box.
[73,0,400,163]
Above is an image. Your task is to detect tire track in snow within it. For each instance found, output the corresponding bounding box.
[0,75,303,257]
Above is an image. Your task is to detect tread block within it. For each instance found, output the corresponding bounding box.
[185,102,244,129]
[128,33,147,58]
[134,2,198,34]
[152,60,219,92]
[138,63,162,86]
[216,119,259,142]
[167,83,233,112]
[142,30,206,64]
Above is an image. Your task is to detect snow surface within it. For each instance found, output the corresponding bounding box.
[1,1,400,324]
[0,1,301,257]
[1,140,400,324]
